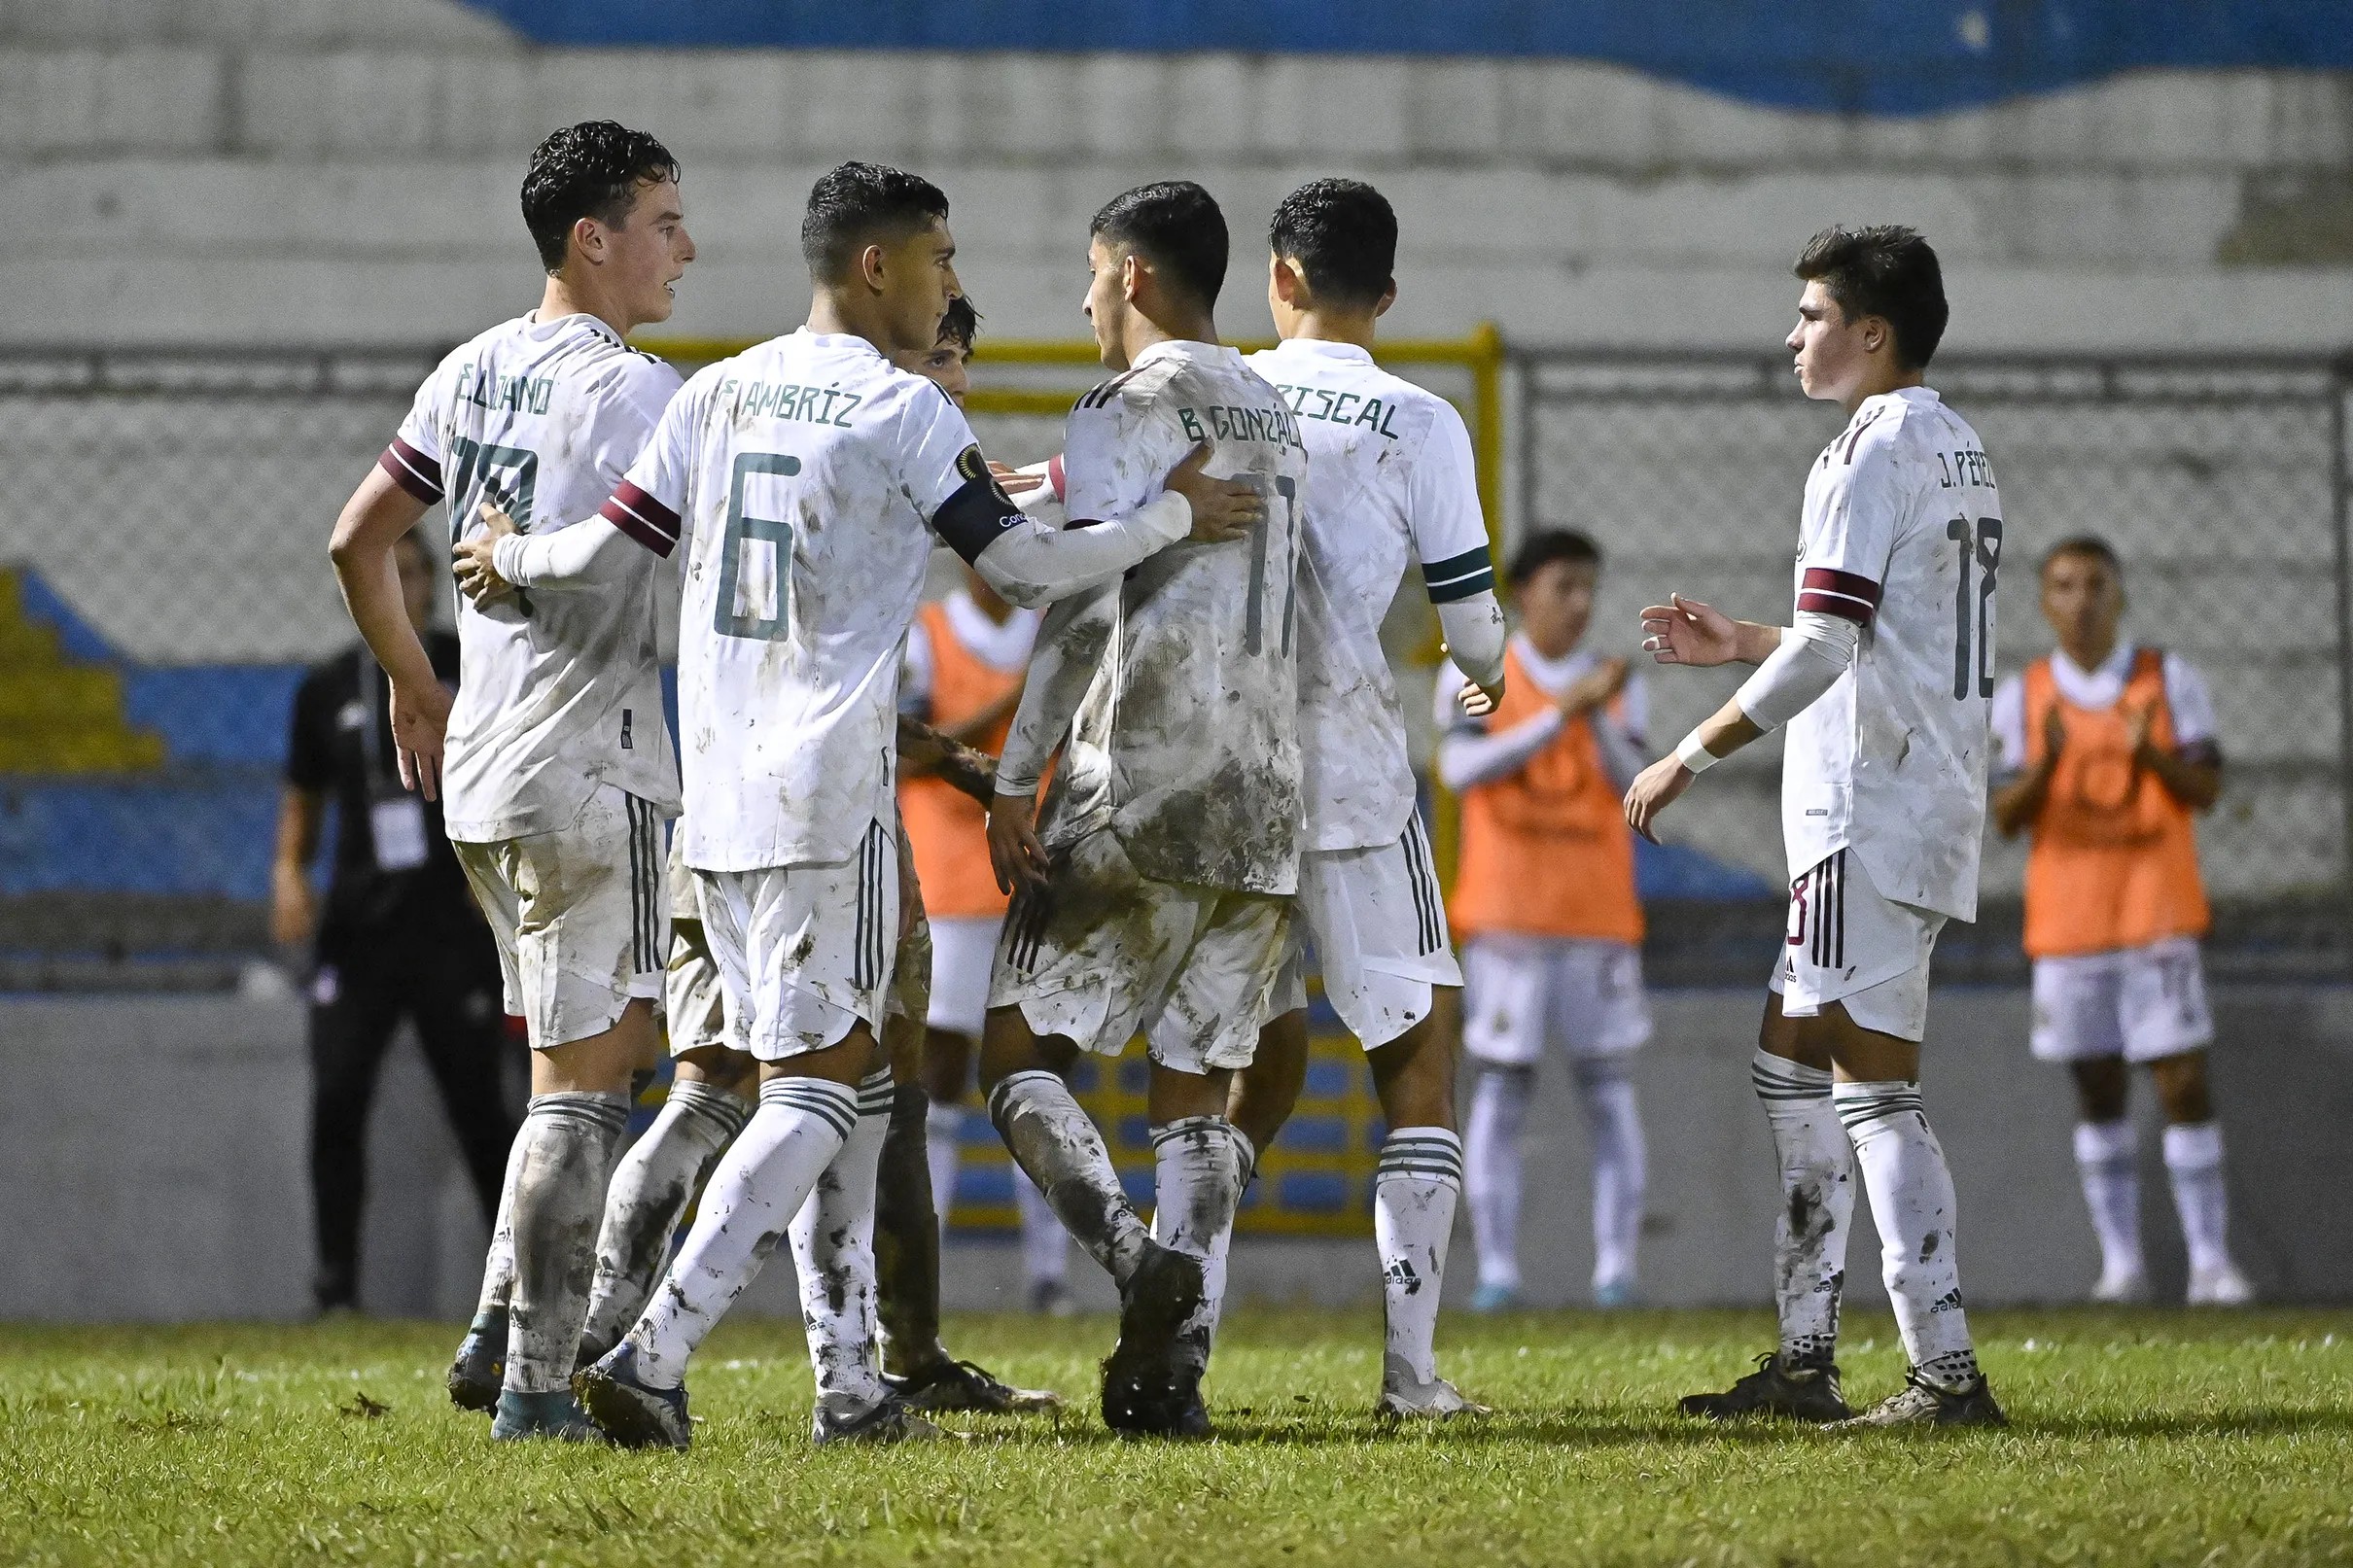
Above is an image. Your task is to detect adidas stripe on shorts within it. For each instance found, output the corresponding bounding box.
[1770,847,1947,1042]
[694,817,898,1061]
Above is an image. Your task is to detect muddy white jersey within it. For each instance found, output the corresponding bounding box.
[384,312,682,843]
[1246,338,1493,852]
[1040,340,1311,894]
[611,330,1001,874]
[1781,385,2000,922]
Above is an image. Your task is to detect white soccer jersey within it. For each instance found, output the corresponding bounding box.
[1781,386,2001,921]
[1019,340,1312,895]
[383,312,682,842]
[1245,338,1493,852]
[607,330,1010,874]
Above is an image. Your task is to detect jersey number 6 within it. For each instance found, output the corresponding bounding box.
[1946,515,2002,701]
[715,451,801,642]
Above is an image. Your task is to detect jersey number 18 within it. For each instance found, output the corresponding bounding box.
[1946,515,2001,700]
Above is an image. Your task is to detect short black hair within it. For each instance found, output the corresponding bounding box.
[1793,225,1949,371]
[520,122,681,274]
[2042,534,2124,580]
[1508,529,1602,587]
[937,295,980,354]
[802,161,950,283]
[1090,182,1227,310]
[1268,179,1396,310]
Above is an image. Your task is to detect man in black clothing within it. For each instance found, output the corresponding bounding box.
[272,526,518,1313]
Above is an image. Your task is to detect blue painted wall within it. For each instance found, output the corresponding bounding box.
[454,1,2353,115]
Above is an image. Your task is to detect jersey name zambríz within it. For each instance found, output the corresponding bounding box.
[1246,338,1493,853]
[1782,385,1999,921]
[610,329,1009,874]
[383,312,682,843]
[1049,340,1312,894]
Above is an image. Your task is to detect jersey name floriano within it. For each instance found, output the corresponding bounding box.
[383,312,682,843]
[604,329,1009,874]
[1782,384,2001,921]
[1245,338,1493,853]
[1044,340,1312,894]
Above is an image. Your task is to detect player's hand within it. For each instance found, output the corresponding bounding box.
[269,863,316,950]
[1640,594,1739,668]
[987,790,1052,894]
[1561,655,1630,715]
[1622,753,1694,844]
[1457,678,1499,718]
[452,501,519,605]
[2124,701,2156,758]
[991,460,1046,496]
[2040,703,2068,763]
[387,674,452,800]
[1163,442,1264,544]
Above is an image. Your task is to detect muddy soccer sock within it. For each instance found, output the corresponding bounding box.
[988,1069,1153,1285]
[789,1068,894,1417]
[579,1080,749,1360]
[503,1091,630,1394]
[1148,1116,1245,1371]
[2072,1118,2145,1284]
[1374,1127,1462,1385]
[472,1124,529,1323]
[1573,1058,1648,1297]
[1463,1063,1530,1293]
[1014,1164,1071,1290]
[1835,1079,1980,1391]
[1753,1050,1853,1368]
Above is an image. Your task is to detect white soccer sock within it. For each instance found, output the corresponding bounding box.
[1572,1058,1647,1296]
[2162,1121,2236,1275]
[1148,1115,1244,1372]
[790,1068,895,1415]
[1835,1079,1979,1390]
[926,1099,964,1243]
[1014,1165,1070,1287]
[1752,1050,1853,1367]
[624,1075,858,1389]
[1375,1127,1461,1386]
[2072,1119,2144,1283]
[503,1091,630,1393]
[987,1069,1153,1284]
[473,1123,529,1320]
[1464,1063,1530,1292]
[579,1080,750,1359]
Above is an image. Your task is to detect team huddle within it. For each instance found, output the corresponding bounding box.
[324,118,2245,1447]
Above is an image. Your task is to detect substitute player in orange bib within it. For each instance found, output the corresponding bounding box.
[1990,536,2253,1307]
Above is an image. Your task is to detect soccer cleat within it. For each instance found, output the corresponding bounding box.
[489,1388,602,1443]
[2090,1264,2151,1305]
[1376,1355,1492,1420]
[446,1307,507,1414]
[1832,1369,2008,1429]
[2188,1261,2256,1307]
[1100,1242,1207,1438]
[1594,1278,1641,1309]
[573,1342,692,1451]
[812,1390,943,1446]
[886,1358,1063,1414]
[1679,1351,1853,1423]
[1469,1281,1520,1314]
[1030,1279,1078,1317]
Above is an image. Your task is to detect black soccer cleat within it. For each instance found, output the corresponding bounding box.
[446,1307,507,1415]
[886,1357,1063,1415]
[573,1342,692,1451]
[1679,1351,1854,1423]
[1101,1242,1208,1438]
[1833,1369,2009,1429]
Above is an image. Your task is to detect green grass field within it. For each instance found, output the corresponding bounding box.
[6,1307,2350,1566]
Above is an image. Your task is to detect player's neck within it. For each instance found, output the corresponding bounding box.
[1283,310,1378,352]
[1840,361,1926,416]
[2057,630,2120,673]
[803,291,906,359]
[1121,306,1216,365]
[1522,626,1580,664]
[538,274,639,342]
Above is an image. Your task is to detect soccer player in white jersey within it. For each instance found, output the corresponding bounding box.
[1624,226,2007,1427]
[460,162,1248,1448]
[980,181,1309,1440]
[1213,179,1507,1418]
[327,122,692,1442]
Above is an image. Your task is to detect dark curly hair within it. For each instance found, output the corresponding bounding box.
[1793,225,1949,371]
[937,295,980,353]
[520,122,681,274]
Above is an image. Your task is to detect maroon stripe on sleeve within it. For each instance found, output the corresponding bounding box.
[600,481,682,559]
[377,438,443,504]
[1796,567,1880,622]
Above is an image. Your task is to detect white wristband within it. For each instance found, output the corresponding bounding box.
[1674,731,1720,774]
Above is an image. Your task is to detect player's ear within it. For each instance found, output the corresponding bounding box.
[1374,280,1398,318]
[859,240,890,296]
[1121,251,1146,305]
[569,215,604,268]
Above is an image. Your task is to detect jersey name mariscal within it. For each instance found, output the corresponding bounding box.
[1782,385,2000,922]
[383,312,682,843]
[609,330,1008,874]
[1245,338,1493,853]
[1047,340,1312,895]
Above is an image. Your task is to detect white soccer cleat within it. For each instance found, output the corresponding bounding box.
[2090,1264,2151,1305]
[2188,1261,2256,1307]
[1377,1356,1492,1420]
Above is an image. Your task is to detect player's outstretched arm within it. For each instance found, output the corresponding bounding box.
[955,443,1261,608]
[460,502,643,600]
[1639,594,1781,668]
[327,466,446,798]
[896,715,998,804]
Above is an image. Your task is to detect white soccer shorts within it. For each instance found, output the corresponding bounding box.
[1268,820,1461,1050]
[696,818,898,1062]
[989,827,1292,1076]
[2030,936,2214,1063]
[926,913,1003,1039]
[453,782,667,1051]
[1461,933,1652,1065]
[1769,847,1946,1043]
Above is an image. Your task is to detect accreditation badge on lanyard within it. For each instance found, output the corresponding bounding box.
[361,658,432,873]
